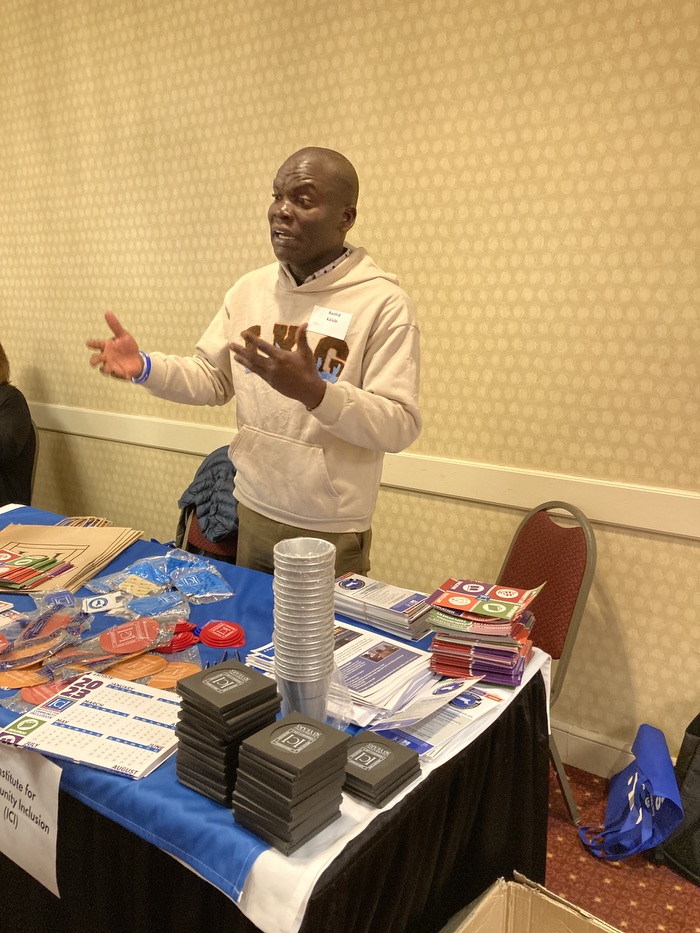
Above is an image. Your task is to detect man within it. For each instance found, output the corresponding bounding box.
[87,147,421,575]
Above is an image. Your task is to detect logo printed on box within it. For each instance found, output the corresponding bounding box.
[202,669,250,694]
[349,743,391,771]
[271,723,322,755]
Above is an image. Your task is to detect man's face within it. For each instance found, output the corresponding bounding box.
[268,153,356,281]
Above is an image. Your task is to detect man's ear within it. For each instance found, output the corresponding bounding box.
[340,206,357,233]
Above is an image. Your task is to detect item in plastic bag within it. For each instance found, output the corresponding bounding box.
[0,668,51,690]
[98,617,164,654]
[164,549,209,577]
[16,609,92,644]
[122,590,190,620]
[119,576,166,597]
[38,643,119,681]
[86,556,172,595]
[0,628,78,672]
[32,590,76,612]
[170,566,235,603]
[105,653,169,681]
[147,660,202,690]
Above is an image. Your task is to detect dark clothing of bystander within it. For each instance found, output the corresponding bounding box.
[0,383,35,507]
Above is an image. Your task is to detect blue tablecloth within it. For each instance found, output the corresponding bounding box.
[0,507,551,933]
[0,506,280,900]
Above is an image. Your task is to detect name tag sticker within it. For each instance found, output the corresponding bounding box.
[308,306,351,341]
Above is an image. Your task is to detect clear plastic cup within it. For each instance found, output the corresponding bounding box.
[275,672,333,719]
[273,598,335,616]
[273,579,334,596]
[273,564,335,579]
[273,537,337,565]
[274,654,335,676]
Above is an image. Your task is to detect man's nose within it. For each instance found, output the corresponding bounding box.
[273,199,292,219]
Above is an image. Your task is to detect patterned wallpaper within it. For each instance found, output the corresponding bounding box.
[2,0,698,758]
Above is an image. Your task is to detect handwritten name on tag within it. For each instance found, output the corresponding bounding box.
[308,305,351,341]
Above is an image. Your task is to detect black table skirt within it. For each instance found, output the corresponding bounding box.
[1,673,549,933]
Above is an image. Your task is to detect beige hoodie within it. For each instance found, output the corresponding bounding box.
[144,248,421,532]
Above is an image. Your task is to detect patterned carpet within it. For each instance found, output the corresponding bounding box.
[545,764,700,933]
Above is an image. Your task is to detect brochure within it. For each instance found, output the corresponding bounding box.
[333,574,430,640]
[375,683,508,762]
[247,621,435,728]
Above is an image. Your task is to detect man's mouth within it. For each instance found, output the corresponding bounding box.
[272,229,295,241]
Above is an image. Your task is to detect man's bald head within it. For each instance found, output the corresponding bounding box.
[280,147,359,210]
[268,148,359,281]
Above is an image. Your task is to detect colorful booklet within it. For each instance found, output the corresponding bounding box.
[426,578,545,621]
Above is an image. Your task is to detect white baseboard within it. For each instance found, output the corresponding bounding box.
[552,719,634,778]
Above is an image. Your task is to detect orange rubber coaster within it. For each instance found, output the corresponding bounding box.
[147,661,202,690]
[106,653,169,681]
[0,667,50,690]
[0,631,68,668]
[21,680,73,705]
[99,617,161,654]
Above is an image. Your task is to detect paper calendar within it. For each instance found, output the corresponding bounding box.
[0,673,180,779]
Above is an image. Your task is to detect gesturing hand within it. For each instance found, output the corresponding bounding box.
[230,323,326,411]
[86,312,143,380]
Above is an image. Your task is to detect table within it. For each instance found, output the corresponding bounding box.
[0,506,550,933]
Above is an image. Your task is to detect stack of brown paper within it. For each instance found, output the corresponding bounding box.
[0,524,143,593]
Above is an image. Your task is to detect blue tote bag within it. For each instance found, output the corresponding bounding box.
[579,723,684,861]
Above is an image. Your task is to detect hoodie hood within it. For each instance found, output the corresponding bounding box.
[276,247,401,294]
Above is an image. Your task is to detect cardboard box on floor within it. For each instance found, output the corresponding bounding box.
[457,873,623,933]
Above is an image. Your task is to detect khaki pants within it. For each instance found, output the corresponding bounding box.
[236,503,372,577]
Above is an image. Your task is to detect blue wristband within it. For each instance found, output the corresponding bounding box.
[131,352,151,384]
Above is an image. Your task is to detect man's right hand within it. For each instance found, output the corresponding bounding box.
[86,312,143,380]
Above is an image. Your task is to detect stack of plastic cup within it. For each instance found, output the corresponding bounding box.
[272,537,337,721]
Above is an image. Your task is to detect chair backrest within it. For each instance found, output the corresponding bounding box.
[496,500,596,706]
[29,419,39,502]
[180,505,238,564]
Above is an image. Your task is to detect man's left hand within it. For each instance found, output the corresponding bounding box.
[230,323,326,410]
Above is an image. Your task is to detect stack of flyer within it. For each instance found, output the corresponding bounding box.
[333,573,431,641]
[425,578,544,686]
[374,682,510,764]
[248,621,438,729]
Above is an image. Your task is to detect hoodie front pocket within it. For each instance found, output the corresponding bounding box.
[229,427,340,520]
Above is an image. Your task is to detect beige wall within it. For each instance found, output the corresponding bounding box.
[2,0,698,760]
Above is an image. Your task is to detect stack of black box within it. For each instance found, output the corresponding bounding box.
[232,713,350,855]
[175,660,281,806]
[343,731,420,807]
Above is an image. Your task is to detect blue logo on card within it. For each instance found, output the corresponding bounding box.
[43,696,75,713]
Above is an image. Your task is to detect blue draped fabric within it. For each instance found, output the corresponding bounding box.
[0,506,274,900]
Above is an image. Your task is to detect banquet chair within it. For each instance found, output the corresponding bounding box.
[496,500,597,825]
